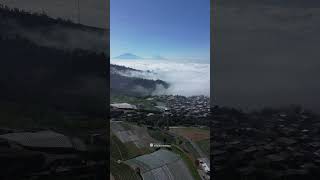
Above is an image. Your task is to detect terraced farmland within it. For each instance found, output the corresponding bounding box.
[111,160,141,180]
[169,127,209,142]
[111,121,156,149]
[111,134,141,180]
[111,122,202,180]
[148,129,176,144]
[111,121,159,179]
[125,149,195,180]
[169,127,210,158]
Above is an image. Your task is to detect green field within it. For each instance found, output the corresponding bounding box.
[196,139,210,156]
[172,145,202,180]
[170,127,210,141]
[110,135,142,180]
[111,160,141,180]
[148,129,176,144]
[111,95,162,111]
[111,135,143,160]
[184,141,201,158]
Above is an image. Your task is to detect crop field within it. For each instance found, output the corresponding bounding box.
[169,127,209,141]
[111,134,139,160]
[196,139,210,156]
[111,160,141,180]
[111,132,152,160]
[147,129,176,144]
[125,149,195,180]
[184,141,201,158]
[111,134,145,180]
[169,126,210,162]
[111,121,156,150]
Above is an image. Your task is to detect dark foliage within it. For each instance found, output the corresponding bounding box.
[0,5,108,120]
[110,65,169,96]
[0,4,101,30]
[212,105,320,180]
[0,34,107,116]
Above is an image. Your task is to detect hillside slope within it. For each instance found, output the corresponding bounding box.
[0,6,108,126]
[111,64,169,96]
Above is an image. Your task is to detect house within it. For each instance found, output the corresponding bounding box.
[198,158,210,174]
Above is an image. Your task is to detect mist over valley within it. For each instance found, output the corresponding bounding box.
[110,58,210,97]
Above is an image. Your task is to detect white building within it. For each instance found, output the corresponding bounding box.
[198,158,210,174]
[111,103,137,110]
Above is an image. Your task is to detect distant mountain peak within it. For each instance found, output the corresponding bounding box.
[152,55,166,60]
[113,53,142,59]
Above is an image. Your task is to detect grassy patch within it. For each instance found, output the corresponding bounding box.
[170,127,209,141]
[111,160,141,180]
[196,139,210,156]
[111,134,150,161]
[148,129,175,144]
[124,142,146,158]
[184,141,200,158]
[111,135,139,160]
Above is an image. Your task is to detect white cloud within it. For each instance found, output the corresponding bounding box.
[111,59,210,96]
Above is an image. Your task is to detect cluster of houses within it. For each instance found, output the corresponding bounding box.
[157,95,210,117]
[110,95,211,127]
[212,107,320,179]
[111,95,211,179]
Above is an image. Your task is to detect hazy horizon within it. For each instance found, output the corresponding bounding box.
[111,58,210,96]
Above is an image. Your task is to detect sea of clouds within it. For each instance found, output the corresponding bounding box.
[111,59,210,97]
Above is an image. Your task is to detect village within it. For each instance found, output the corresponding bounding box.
[111,95,210,127]
[212,106,320,179]
[110,95,211,180]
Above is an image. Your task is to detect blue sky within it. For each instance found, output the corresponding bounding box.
[111,0,210,61]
